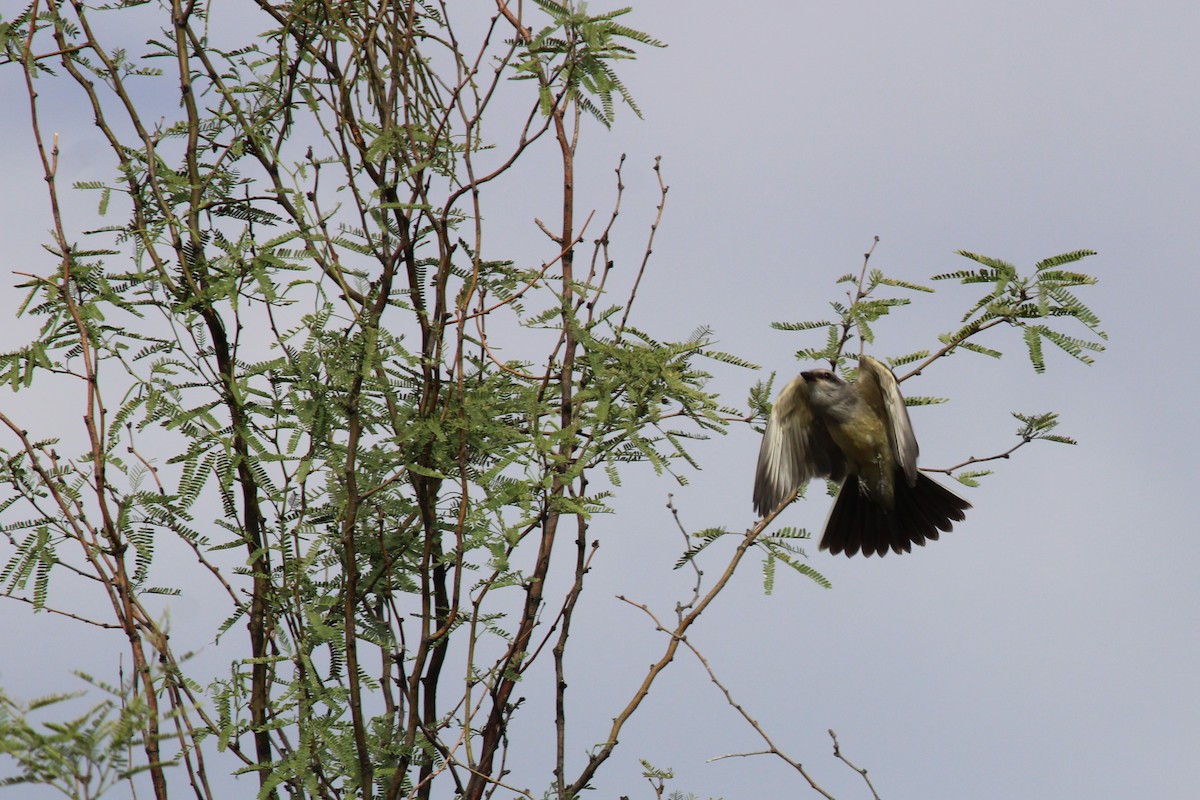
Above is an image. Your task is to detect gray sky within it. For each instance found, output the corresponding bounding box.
[2,2,1197,799]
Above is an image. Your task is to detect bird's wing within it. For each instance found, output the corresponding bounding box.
[856,355,919,485]
[752,375,846,516]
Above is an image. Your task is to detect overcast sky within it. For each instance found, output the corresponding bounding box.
[2,2,1197,799]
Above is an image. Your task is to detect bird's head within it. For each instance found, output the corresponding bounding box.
[800,368,850,410]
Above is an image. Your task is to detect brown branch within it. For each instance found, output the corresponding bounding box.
[673,629,835,799]
[616,156,669,339]
[894,316,1007,384]
[341,354,376,793]
[563,502,790,797]
[924,432,1038,475]
[830,235,880,369]
[451,210,595,326]
[21,7,171,796]
[580,154,627,326]
[665,494,704,618]
[551,522,597,796]
[0,595,120,629]
[464,7,588,797]
[829,730,882,800]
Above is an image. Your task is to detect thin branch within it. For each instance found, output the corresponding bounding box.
[452,210,596,326]
[565,501,792,797]
[619,599,835,799]
[926,435,1037,474]
[894,316,1006,383]
[830,235,880,369]
[665,493,703,619]
[829,730,882,800]
[0,595,121,629]
[616,156,668,339]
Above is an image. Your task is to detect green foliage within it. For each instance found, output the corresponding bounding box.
[0,2,1105,798]
[638,759,723,800]
[935,249,1107,373]
[773,267,936,368]
[0,681,147,800]
[758,527,830,593]
[516,1,666,127]
[1011,411,1076,445]
[770,249,1104,377]
[675,525,829,593]
[0,3,754,798]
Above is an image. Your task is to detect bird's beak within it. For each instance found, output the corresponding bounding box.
[800,371,816,383]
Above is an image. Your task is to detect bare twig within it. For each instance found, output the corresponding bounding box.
[564,498,795,797]
[616,156,669,339]
[925,435,1037,475]
[829,235,881,368]
[1,595,120,629]
[830,729,882,800]
[617,598,835,799]
[579,153,627,326]
[665,493,704,619]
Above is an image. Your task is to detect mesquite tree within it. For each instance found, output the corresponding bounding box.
[0,2,1104,799]
[0,3,741,798]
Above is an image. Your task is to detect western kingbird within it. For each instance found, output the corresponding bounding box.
[752,355,970,557]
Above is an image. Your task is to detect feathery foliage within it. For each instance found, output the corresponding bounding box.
[0,3,743,798]
[0,2,1104,798]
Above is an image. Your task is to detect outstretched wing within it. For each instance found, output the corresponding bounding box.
[856,355,919,486]
[752,375,847,516]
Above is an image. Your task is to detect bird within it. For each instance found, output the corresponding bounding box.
[752,355,970,557]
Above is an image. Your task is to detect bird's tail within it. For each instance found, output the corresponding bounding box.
[821,471,971,557]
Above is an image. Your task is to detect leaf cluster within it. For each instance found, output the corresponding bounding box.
[935,249,1106,372]
[514,1,665,126]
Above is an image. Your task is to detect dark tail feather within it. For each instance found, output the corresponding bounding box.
[821,472,971,557]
